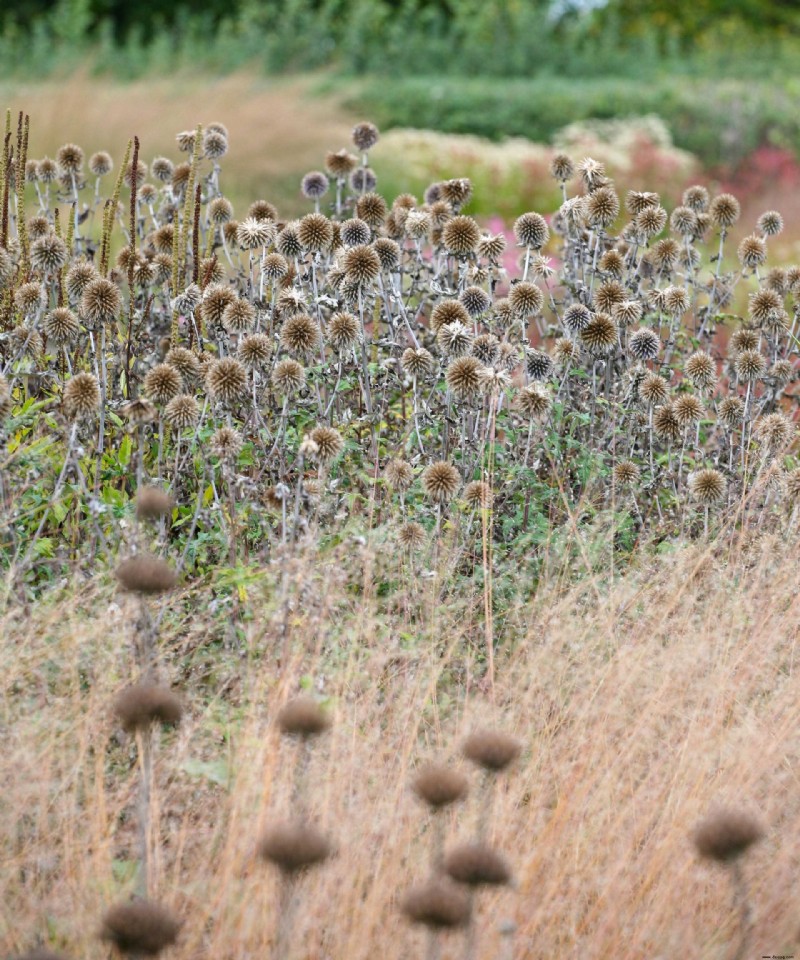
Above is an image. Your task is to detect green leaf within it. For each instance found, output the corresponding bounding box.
[34,538,54,558]
[118,434,132,467]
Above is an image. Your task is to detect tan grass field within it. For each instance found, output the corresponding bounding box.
[3,532,799,959]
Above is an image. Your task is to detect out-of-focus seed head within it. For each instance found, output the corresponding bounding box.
[402,878,472,930]
[277,695,331,737]
[136,486,175,521]
[309,425,344,462]
[670,205,697,236]
[203,129,228,159]
[210,426,242,462]
[259,820,332,874]
[737,234,767,269]
[384,458,414,490]
[350,167,378,194]
[56,142,84,173]
[464,480,493,509]
[462,729,521,771]
[301,170,330,201]
[114,682,183,732]
[757,209,783,237]
[444,843,512,887]
[43,307,80,344]
[756,411,794,450]
[325,149,359,178]
[100,900,180,956]
[693,809,763,862]
[709,193,741,229]
[115,554,177,595]
[422,461,460,502]
[719,396,745,429]
[398,521,426,550]
[550,153,575,182]
[124,159,147,189]
[352,121,379,152]
[413,764,469,809]
[613,461,640,486]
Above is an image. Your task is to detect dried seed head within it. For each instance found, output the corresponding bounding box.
[164,347,201,384]
[613,300,643,327]
[222,297,256,334]
[402,877,472,929]
[437,321,473,358]
[674,394,703,426]
[770,359,793,387]
[518,383,551,419]
[236,217,276,250]
[413,764,468,809]
[670,205,697,236]
[81,277,122,328]
[100,900,180,956]
[737,234,767,269]
[401,346,434,379]
[756,411,794,449]
[685,351,717,392]
[31,233,68,273]
[340,218,371,248]
[37,157,59,183]
[398,521,426,550]
[693,809,764,862]
[201,284,237,329]
[464,480,493,509]
[64,372,101,420]
[749,288,782,326]
[683,185,709,212]
[208,197,233,224]
[444,843,512,887]
[462,729,520,771]
[115,554,177,595]
[757,210,783,237]
[651,238,680,273]
[689,468,726,505]
[114,682,183,732]
[301,170,329,200]
[598,248,624,277]
[355,191,386,226]
[325,149,359,178]
[352,121,379,152]
[563,303,592,335]
[150,156,174,182]
[634,205,667,237]
[663,285,690,315]
[124,159,147,189]
[613,461,640,486]
[281,314,322,357]
[653,403,682,444]
[43,307,80,344]
[297,212,333,252]
[593,280,625,314]
[343,244,381,285]
[211,426,242,462]
[508,281,543,317]
[259,821,332,874]
[430,299,470,334]
[514,211,549,249]
[734,349,766,382]
[625,190,660,215]
[144,364,182,405]
[441,177,473,208]
[203,129,228,159]
[384,459,414,490]
[248,199,279,222]
[709,193,741,229]
[207,358,248,404]
[719,396,745,429]
[272,358,305,395]
[276,696,331,737]
[629,328,661,362]
[446,356,483,400]
[472,333,500,366]
[550,152,574,182]
[373,237,401,271]
[164,394,200,430]
[14,281,45,315]
[136,486,175,521]
[422,461,461,502]
[587,186,620,228]
[459,285,491,317]
[123,398,157,425]
[309,425,344,462]
[442,215,480,256]
[526,349,553,381]
[326,311,358,352]
[238,334,271,371]
[56,142,84,173]
[581,313,617,354]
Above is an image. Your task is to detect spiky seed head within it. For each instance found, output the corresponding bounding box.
[115,554,177,595]
[260,253,288,286]
[352,121,379,152]
[43,307,80,344]
[459,285,491,318]
[171,163,192,195]
[685,351,717,391]
[709,193,741,228]
[430,299,470,334]
[553,336,576,366]
[276,289,308,319]
[56,142,84,173]
[598,248,624,278]
[472,333,500,366]
[664,285,690,315]
[770,359,793,387]
[629,328,660,362]
[207,358,248,404]
[384,459,414,490]
[682,184,709,212]
[693,809,763,862]
[172,283,202,316]
[563,303,592,334]
[373,237,401,271]
[210,426,242,462]
[441,177,473,208]
[442,215,480,256]
[281,314,322,357]
[64,372,101,420]
[277,696,330,737]
[612,300,642,328]
[674,394,703,426]
[308,426,344,462]
[301,170,330,201]
[670,205,697,236]
[272,358,305,395]
[651,238,680,273]
[144,364,182,405]
[297,212,333,252]
[201,284,237,329]
[730,329,759,354]
[749,288,782,326]
[444,843,512,887]
[719,396,745,428]
[353,191,385,226]
[398,521,426,550]
[587,186,619,228]
[202,129,228,159]
[653,403,682,443]
[401,346,434,378]
[101,901,180,957]
[248,199,279,222]
[593,280,625,313]
[402,878,472,929]
[462,729,520,771]
[238,334,271,372]
[113,683,183,733]
[581,313,617,354]
[27,216,51,240]
[634,205,667,237]
[508,281,543,317]
[756,411,794,449]
[413,764,469,809]
[525,349,553,381]
[478,232,506,261]
[259,821,332,874]
[31,233,68,273]
[80,278,122,328]
[148,157,173,184]
[734,349,766,382]
[639,372,669,407]
[36,157,59,183]
[737,234,767,269]
[625,190,660,215]
[221,297,256,335]
[14,281,45,315]
[757,210,783,236]
[549,152,574,182]
[164,394,200,430]
[766,267,789,295]
[236,217,276,250]
[514,211,549,249]
[464,480,493,509]
[136,486,175,521]
[164,348,201,385]
[325,149,359,178]
[339,218,370,248]
[325,312,358,353]
[208,196,233,225]
[578,156,606,190]
[124,159,147,189]
[343,244,381,285]
[422,461,460,502]
[613,461,640,486]
[123,398,157,425]
[518,383,551,419]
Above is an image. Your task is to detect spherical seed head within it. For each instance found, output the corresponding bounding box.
[755,209,783,237]
[164,394,200,430]
[683,184,709,213]
[670,205,697,237]
[445,356,482,400]
[43,307,80,344]
[563,303,592,335]
[136,486,175,521]
[271,358,305,395]
[384,458,414,490]
[297,212,333,253]
[164,348,200,385]
[301,170,329,201]
[587,186,619,229]
[749,288,782,326]
[786,468,800,500]
[200,284,236,330]
[550,152,575,182]
[693,809,763,862]
[149,156,173,183]
[27,216,50,240]
[115,554,177,595]
[238,333,271,372]
[144,364,182,404]
[756,411,794,449]
[653,403,682,443]
[730,329,760,354]
[124,159,147,189]
[625,190,660,215]
[430,299,470,334]
[277,695,331,737]
[31,233,68,273]
[719,396,745,428]
[444,843,512,887]
[244,200,277,224]
[101,900,180,956]
[325,311,358,353]
[593,280,625,314]
[210,426,242,462]
[207,357,248,404]
[664,285,690,315]
[81,277,122,328]
[259,820,332,874]
[652,238,681,273]
[221,297,256,335]
[770,359,793,387]
[737,234,767,269]
[674,394,703,426]
[709,193,741,228]
[598,248,624,278]
[462,729,520,771]
[685,351,717,391]
[629,328,661,362]
[281,314,321,357]
[352,121,379,152]
[367,239,398,275]
[443,215,480,256]
[402,878,472,930]
[204,198,233,229]
[464,480,493,509]
[472,333,499,366]
[518,383,552,420]
[439,178,472,209]
[14,281,45,315]
[398,347,431,382]
[355,191,387,227]
[172,283,202,315]
[64,372,101,420]
[734,349,766,382]
[613,460,640,486]
[422,461,460,502]
[413,764,468,809]
[236,217,276,250]
[553,336,576,366]
[343,244,381,286]
[203,129,228,159]
[513,211,549,250]
[508,281,543,317]
[766,267,789,296]
[325,148,359,178]
[56,142,84,173]
[438,322,473,359]
[35,156,58,184]
[308,425,344,462]
[123,398,157,425]
[398,521,426,549]
[525,349,553,381]
[611,300,642,329]
[581,313,617,354]
[114,682,183,733]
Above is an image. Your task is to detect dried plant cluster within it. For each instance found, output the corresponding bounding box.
[1,108,799,584]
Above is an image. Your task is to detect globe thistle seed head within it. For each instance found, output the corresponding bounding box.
[206,121,229,139]
[64,372,101,420]
[625,190,660,215]
[444,843,512,887]
[685,351,717,391]
[430,299,469,334]
[674,394,703,426]
[403,210,430,239]
[171,162,192,194]
[438,321,473,359]
[634,205,667,238]
[150,156,174,182]
[10,326,43,363]
[709,193,741,229]
[757,209,783,237]
[124,159,147,189]
[441,177,473,209]
[338,217,369,248]
[201,283,236,329]
[144,364,182,404]
[343,244,381,286]
[471,333,499,366]
[272,358,305,395]
[629,328,661,362]
[734,349,766,382]
[402,878,472,930]
[399,346,433,380]
[730,328,759,354]
[442,215,480,257]
[210,426,242,462]
[398,521,426,550]
[719,396,745,428]
[327,311,359,353]
[172,283,202,316]
[238,334,271,372]
[373,237,401,272]
[56,142,84,173]
[578,156,606,190]
[580,313,617,354]
[478,366,511,396]
[276,289,308,319]
[593,280,625,313]
[123,398,157,425]
[325,148,359,178]
[175,129,196,152]
[508,280,544,317]
[756,411,794,449]
[681,184,709,212]
[670,205,697,237]
[100,900,180,956]
[462,729,520,771]
[613,299,643,327]
[297,212,333,253]
[37,156,59,183]
[14,281,45,316]
[164,347,201,385]
[459,285,491,318]
[428,199,452,229]
[413,764,469,809]
[766,267,789,296]
[248,199,279,222]
[281,314,321,357]
[384,458,414,490]
[164,394,200,430]
[653,403,682,444]
[514,211,549,249]
[525,348,553,381]
[598,248,624,278]
[237,217,276,250]
[689,468,726,505]
[749,288,782,326]
[737,234,767,269]
[259,253,288,286]
[770,359,793,387]
[301,170,330,201]
[587,186,620,228]
[308,425,344,462]
[422,461,460,502]
[28,216,51,241]
[222,297,256,335]
[613,460,640,486]
[43,306,80,344]
[553,336,576,366]
[202,129,228,159]
[352,121,379,152]
[31,233,68,273]
[114,682,182,733]
[563,302,592,335]
[663,285,690,316]
[207,196,233,226]
[786,468,800,500]
[550,152,575,182]
[464,480,493,509]
[207,357,248,403]
[350,166,378,193]
[136,485,175,521]
[277,696,331,737]
[81,277,122,328]
[115,554,177,595]
[446,356,483,400]
[259,820,332,874]
[651,238,680,273]
[477,232,506,261]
